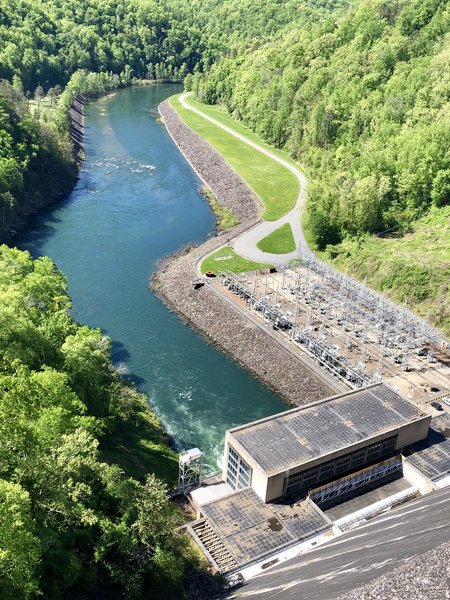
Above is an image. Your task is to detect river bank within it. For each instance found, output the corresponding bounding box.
[155,99,334,405]
[0,95,85,244]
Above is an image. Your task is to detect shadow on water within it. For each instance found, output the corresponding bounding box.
[17,207,66,255]
[110,339,147,387]
[16,169,97,255]
[110,338,131,363]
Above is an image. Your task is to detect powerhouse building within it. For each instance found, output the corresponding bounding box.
[223,383,430,502]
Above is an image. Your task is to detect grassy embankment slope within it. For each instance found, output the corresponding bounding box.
[319,207,450,337]
[170,93,300,273]
[170,94,299,221]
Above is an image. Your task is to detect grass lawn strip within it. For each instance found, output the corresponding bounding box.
[184,95,306,174]
[256,223,296,254]
[170,94,299,221]
[201,245,272,275]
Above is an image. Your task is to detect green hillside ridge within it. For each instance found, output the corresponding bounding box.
[0,0,201,90]
[0,245,214,599]
[194,0,449,241]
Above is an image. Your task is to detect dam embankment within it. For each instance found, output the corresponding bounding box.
[155,99,335,405]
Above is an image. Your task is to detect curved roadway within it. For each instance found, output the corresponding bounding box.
[179,93,310,266]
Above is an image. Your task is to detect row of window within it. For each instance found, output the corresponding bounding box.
[285,436,398,495]
[226,446,252,491]
[310,460,402,505]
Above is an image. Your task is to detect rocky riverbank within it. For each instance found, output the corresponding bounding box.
[69,95,85,163]
[154,99,335,406]
[1,96,82,243]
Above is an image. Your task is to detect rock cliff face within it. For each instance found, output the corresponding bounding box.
[0,97,81,243]
[154,99,334,406]
[69,95,85,163]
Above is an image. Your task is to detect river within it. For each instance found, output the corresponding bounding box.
[18,85,286,471]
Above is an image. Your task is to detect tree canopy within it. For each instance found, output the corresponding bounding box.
[0,246,197,599]
[191,0,449,247]
[0,0,202,91]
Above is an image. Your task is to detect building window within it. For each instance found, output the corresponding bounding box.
[367,442,382,460]
[303,468,319,484]
[335,456,351,475]
[382,438,397,453]
[320,463,334,479]
[226,446,252,491]
[351,449,367,469]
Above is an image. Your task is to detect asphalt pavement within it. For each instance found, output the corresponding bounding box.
[179,93,310,265]
[226,485,450,599]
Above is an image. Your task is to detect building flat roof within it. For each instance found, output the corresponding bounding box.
[200,488,330,567]
[404,414,450,481]
[230,383,427,476]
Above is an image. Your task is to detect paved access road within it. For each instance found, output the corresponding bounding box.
[226,485,450,599]
[179,93,310,265]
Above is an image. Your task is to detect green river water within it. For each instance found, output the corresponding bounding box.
[18,85,286,471]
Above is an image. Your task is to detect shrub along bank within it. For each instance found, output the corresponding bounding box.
[0,245,221,599]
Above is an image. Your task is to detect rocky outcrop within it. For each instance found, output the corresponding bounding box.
[69,95,85,163]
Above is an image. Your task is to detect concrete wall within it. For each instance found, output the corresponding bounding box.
[396,416,431,450]
[265,473,285,502]
[224,433,269,501]
[403,460,435,494]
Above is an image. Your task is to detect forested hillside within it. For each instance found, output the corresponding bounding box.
[188,0,450,332]
[168,0,348,67]
[0,79,76,240]
[0,0,201,90]
[0,245,214,599]
[193,0,449,242]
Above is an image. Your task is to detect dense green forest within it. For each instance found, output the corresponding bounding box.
[0,0,202,90]
[186,0,449,332]
[0,0,449,597]
[191,0,449,244]
[0,245,216,599]
[0,79,76,240]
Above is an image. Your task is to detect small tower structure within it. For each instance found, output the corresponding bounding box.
[178,448,204,492]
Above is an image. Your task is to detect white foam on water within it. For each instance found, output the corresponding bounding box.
[115,362,130,375]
